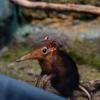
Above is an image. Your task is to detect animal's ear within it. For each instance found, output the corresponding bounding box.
[50,40,57,48]
[44,36,49,41]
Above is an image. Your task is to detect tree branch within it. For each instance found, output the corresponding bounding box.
[11,0,100,15]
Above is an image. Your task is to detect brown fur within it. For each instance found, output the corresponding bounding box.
[16,37,91,99]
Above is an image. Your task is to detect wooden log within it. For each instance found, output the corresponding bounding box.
[11,0,100,15]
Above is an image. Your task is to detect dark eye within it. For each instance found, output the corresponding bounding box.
[41,47,48,54]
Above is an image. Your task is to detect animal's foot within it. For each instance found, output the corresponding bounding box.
[35,75,50,88]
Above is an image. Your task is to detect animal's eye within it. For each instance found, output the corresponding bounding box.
[41,47,48,54]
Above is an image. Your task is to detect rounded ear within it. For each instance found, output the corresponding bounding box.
[44,36,49,41]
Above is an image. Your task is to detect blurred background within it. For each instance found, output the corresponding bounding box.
[0,0,100,94]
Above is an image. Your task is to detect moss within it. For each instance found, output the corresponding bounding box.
[68,49,86,64]
[68,39,100,68]
[0,43,30,63]
[0,52,11,63]
[0,70,18,79]
[88,56,100,68]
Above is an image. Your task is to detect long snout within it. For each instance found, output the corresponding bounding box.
[16,52,33,62]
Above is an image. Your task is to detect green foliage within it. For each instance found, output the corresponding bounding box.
[0,70,18,79]
[69,49,86,64]
[0,43,30,63]
[88,56,100,68]
[68,39,100,68]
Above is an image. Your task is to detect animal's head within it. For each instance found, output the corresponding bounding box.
[16,36,58,62]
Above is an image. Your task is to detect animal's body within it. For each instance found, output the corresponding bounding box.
[16,36,91,99]
[39,49,79,98]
